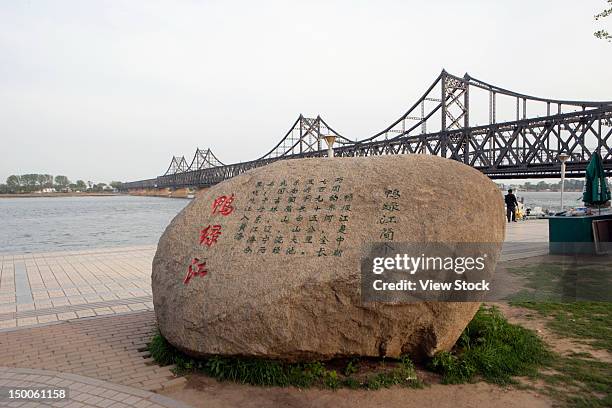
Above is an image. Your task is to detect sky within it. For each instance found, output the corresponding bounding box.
[1,0,611,183]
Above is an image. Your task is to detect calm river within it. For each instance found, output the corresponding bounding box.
[510,191,582,212]
[0,196,189,254]
[0,192,583,254]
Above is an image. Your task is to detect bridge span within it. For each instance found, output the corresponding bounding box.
[123,70,612,192]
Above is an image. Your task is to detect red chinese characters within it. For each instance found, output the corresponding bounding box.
[183,258,208,285]
[212,194,235,216]
[200,224,222,247]
[183,194,236,285]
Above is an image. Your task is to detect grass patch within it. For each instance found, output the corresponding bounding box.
[505,260,612,404]
[508,298,612,406]
[429,304,612,406]
[538,354,612,407]
[361,356,421,390]
[506,258,612,351]
[507,261,612,303]
[508,263,612,352]
[148,332,422,389]
[512,301,612,352]
[428,305,551,385]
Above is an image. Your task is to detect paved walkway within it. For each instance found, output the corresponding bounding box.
[501,219,549,261]
[0,310,185,392]
[0,367,190,407]
[0,246,154,329]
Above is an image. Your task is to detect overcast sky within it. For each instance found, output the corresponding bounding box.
[1,0,611,183]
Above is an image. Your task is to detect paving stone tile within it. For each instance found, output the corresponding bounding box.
[56,312,78,321]
[93,308,114,316]
[0,311,177,394]
[37,314,59,323]
[17,317,38,327]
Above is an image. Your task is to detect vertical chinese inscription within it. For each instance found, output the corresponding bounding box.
[183,258,207,285]
[234,178,351,257]
[379,189,400,241]
[183,194,235,285]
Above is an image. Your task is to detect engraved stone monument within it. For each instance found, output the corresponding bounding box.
[152,155,505,361]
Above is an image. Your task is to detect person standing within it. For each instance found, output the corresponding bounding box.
[504,189,519,222]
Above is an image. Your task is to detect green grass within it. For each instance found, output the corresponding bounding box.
[147,332,421,389]
[361,356,421,390]
[511,301,612,352]
[507,260,612,351]
[504,260,612,405]
[428,305,551,385]
[540,355,612,408]
[429,303,612,406]
[506,261,612,303]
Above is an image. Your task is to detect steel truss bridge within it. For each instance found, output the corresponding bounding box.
[123,70,612,190]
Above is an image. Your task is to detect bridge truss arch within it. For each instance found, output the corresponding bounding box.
[123,70,612,190]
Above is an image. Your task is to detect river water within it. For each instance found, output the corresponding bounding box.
[0,196,189,254]
[0,192,584,254]
[510,191,582,212]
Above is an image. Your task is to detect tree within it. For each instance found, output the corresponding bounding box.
[37,174,53,188]
[20,174,38,192]
[54,175,70,188]
[36,174,46,188]
[93,183,107,192]
[109,181,123,190]
[75,180,87,191]
[6,175,21,191]
[536,181,548,191]
[595,0,612,41]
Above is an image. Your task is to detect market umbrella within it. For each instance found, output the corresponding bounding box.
[583,152,611,214]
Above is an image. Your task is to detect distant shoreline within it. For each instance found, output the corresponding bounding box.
[0,192,124,198]
[505,190,583,193]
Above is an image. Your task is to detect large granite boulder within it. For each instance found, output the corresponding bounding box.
[152,155,505,361]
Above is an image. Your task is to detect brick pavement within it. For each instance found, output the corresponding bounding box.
[0,246,155,329]
[0,367,191,407]
[0,311,185,393]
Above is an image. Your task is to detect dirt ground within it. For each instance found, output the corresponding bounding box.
[497,302,612,364]
[161,373,552,408]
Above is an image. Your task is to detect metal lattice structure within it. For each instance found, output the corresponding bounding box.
[123,70,612,190]
[186,148,225,171]
[163,156,189,176]
[258,115,354,160]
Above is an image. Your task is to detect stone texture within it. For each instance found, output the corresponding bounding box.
[152,155,505,361]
